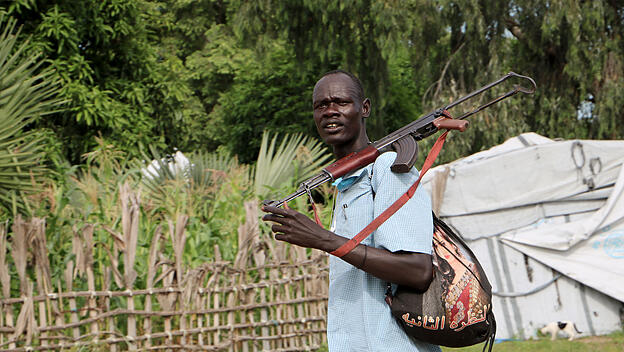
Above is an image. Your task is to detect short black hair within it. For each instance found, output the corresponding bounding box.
[319,69,365,101]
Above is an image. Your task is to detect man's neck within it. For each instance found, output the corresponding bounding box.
[332,135,370,160]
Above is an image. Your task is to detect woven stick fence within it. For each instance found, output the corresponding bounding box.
[0,184,329,351]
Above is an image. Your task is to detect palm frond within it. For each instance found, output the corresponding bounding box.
[0,15,65,215]
[253,130,331,199]
[137,146,242,218]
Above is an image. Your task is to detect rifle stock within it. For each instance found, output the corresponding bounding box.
[263,72,536,208]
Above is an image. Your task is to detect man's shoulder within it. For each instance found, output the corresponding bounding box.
[375,151,398,168]
[372,151,420,179]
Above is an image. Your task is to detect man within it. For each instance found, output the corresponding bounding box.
[262,70,439,351]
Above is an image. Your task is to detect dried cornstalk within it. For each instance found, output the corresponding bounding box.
[71,225,86,278]
[181,263,210,346]
[155,252,177,345]
[120,182,140,350]
[101,225,125,289]
[31,218,59,347]
[120,182,139,288]
[12,282,36,345]
[144,225,162,348]
[0,221,11,298]
[0,220,14,348]
[11,215,30,296]
[74,224,98,335]
[233,201,260,270]
[30,218,53,295]
[167,214,188,345]
[232,201,261,351]
[168,214,189,284]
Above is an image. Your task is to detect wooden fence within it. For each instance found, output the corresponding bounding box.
[0,185,329,351]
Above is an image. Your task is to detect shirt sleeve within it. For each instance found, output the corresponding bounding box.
[370,152,433,254]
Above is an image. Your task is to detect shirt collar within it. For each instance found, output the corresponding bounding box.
[332,166,370,192]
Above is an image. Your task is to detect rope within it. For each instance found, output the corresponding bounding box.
[492,274,562,297]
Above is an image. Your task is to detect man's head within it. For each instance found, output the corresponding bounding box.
[312,70,371,158]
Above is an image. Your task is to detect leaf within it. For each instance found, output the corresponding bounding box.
[254,130,331,199]
[0,16,64,215]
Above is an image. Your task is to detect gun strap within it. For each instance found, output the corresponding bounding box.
[330,130,449,258]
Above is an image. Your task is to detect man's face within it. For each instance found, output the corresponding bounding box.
[312,73,370,150]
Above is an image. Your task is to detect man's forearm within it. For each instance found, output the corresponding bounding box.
[323,234,433,291]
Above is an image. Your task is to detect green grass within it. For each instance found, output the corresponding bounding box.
[313,331,624,351]
[442,331,624,352]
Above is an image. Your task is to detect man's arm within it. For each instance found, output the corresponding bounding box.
[262,205,433,291]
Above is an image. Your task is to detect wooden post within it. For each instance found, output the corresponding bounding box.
[103,267,117,352]
[64,262,80,339]
[197,289,204,346]
[145,225,162,349]
[34,268,48,347]
[82,225,99,337]
[212,246,223,347]
[227,275,237,352]
[253,257,270,351]
[294,246,306,348]
[31,218,54,347]
[0,221,14,349]
[11,216,35,345]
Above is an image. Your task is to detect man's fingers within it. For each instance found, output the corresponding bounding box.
[271,224,289,237]
[262,213,289,224]
[271,223,282,233]
[261,205,291,217]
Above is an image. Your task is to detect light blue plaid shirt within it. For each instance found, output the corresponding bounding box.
[328,152,440,352]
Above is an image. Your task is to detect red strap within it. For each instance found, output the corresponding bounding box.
[311,201,323,227]
[330,131,449,257]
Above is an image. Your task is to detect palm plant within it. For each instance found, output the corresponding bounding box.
[138,147,241,218]
[253,130,332,200]
[0,15,64,216]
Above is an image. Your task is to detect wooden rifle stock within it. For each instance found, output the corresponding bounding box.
[263,72,536,208]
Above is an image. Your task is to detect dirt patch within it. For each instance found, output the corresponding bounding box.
[577,335,617,344]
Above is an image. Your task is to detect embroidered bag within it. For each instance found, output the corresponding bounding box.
[384,214,496,349]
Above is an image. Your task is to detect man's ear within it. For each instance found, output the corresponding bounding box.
[362,98,371,118]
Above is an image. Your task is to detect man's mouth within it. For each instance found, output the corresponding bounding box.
[324,122,342,132]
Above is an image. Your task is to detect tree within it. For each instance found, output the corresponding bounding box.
[233,0,624,165]
[2,0,202,163]
[233,0,427,138]
[5,0,621,168]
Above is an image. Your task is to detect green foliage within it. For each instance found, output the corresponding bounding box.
[190,31,320,163]
[254,130,332,200]
[4,0,621,171]
[0,15,64,217]
[413,0,624,163]
[2,0,202,163]
[233,0,624,166]
[233,0,420,137]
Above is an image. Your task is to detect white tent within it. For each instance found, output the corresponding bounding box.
[421,132,624,340]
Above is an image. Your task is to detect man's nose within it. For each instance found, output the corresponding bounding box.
[322,103,340,117]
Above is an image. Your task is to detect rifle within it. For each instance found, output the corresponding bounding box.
[263,72,536,208]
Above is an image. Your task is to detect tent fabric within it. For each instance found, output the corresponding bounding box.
[420,133,624,303]
[423,133,623,217]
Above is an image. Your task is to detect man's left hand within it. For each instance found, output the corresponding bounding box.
[261,205,334,251]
